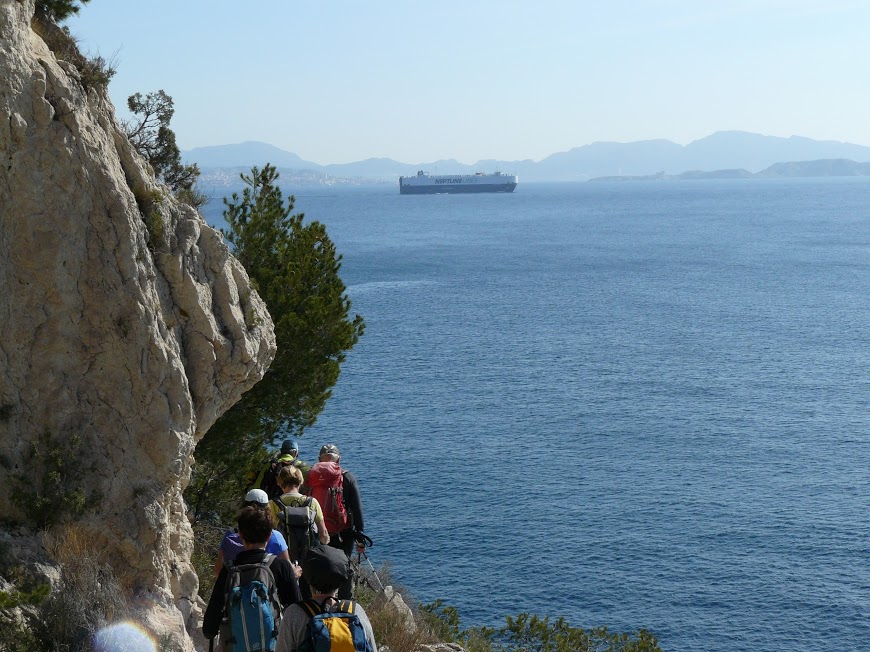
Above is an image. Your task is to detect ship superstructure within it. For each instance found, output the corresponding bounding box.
[399,170,518,194]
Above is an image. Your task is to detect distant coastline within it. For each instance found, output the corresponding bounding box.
[589,159,870,182]
[197,166,390,189]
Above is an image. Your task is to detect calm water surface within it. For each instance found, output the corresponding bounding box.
[203,178,870,652]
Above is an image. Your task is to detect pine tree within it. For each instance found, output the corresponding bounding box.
[124,90,206,207]
[187,164,364,522]
[35,0,90,23]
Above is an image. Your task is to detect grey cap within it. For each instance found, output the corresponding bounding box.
[244,489,269,505]
[319,443,340,457]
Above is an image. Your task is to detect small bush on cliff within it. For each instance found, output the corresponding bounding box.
[35,0,90,23]
[0,526,132,652]
[31,4,116,92]
[124,90,207,208]
[409,603,662,652]
[187,164,364,524]
[482,612,661,652]
[190,523,225,600]
[9,431,98,529]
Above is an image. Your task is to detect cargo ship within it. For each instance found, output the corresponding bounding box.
[399,170,518,194]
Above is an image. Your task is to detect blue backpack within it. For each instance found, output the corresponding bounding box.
[223,554,281,652]
[300,599,372,652]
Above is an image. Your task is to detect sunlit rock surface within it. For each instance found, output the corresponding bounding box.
[0,1,276,648]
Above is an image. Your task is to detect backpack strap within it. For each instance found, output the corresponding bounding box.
[334,600,355,615]
[301,599,322,618]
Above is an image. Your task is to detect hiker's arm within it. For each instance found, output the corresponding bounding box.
[274,560,302,607]
[308,498,330,544]
[344,472,365,534]
[356,604,379,652]
[278,550,291,562]
[213,549,224,578]
[202,568,227,639]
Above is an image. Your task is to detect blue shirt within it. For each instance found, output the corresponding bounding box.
[220,529,288,563]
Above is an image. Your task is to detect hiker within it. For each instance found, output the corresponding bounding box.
[203,505,303,650]
[271,466,330,599]
[214,489,291,578]
[272,465,331,556]
[255,439,311,500]
[306,443,366,599]
[274,545,377,652]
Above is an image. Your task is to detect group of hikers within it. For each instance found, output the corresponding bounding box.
[202,440,377,652]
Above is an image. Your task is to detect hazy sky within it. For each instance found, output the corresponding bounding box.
[70,0,870,165]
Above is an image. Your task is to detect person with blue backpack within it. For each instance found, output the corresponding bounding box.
[203,505,303,651]
[213,489,292,579]
[274,545,377,652]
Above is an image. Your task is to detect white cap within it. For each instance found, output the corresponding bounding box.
[244,489,269,505]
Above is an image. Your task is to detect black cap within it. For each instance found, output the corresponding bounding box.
[302,545,349,592]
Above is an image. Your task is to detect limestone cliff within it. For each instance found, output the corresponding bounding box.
[0,0,276,648]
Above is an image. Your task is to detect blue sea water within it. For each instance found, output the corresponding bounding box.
[201,178,870,652]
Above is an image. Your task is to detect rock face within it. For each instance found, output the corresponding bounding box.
[0,1,276,648]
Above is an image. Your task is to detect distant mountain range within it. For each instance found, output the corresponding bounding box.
[183,131,870,183]
[591,159,870,182]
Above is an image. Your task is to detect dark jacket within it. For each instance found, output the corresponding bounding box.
[202,549,302,640]
[341,469,364,535]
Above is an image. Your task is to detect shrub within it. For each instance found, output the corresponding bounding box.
[31,12,116,92]
[353,560,662,652]
[190,522,226,601]
[419,599,461,643]
[76,52,118,91]
[35,0,91,23]
[9,431,97,529]
[33,526,130,651]
[0,526,134,652]
[0,616,41,652]
[132,186,167,252]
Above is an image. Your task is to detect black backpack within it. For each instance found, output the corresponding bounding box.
[273,497,318,562]
[260,459,293,500]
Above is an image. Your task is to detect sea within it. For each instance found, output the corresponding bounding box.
[201,178,870,652]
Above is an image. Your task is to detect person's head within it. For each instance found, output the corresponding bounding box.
[281,439,299,458]
[302,545,350,595]
[243,488,270,510]
[277,465,304,492]
[237,506,274,547]
[319,443,340,463]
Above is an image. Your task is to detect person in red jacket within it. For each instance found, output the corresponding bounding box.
[305,443,366,599]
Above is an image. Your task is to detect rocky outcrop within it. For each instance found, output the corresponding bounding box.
[0,1,276,648]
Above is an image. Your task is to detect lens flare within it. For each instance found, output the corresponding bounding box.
[93,621,157,652]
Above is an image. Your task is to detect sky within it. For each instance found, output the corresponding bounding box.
[69,0,870,165]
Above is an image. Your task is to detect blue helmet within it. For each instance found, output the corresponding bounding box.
[281,439,299,455]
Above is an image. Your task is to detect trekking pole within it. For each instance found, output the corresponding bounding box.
[359,550,386,592]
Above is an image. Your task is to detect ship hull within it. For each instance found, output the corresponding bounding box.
[400,182,517,195]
